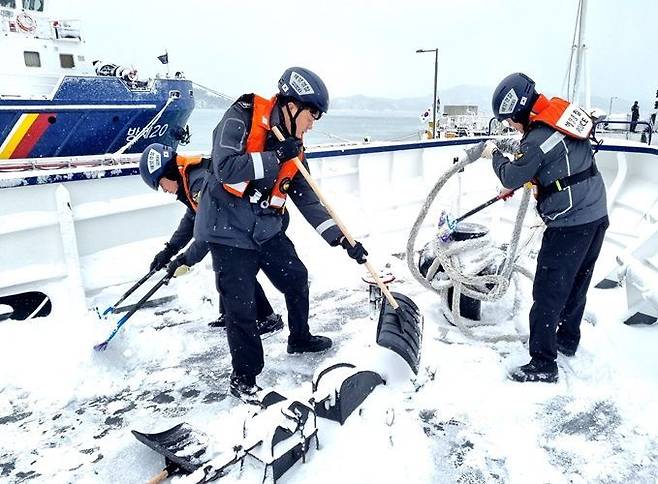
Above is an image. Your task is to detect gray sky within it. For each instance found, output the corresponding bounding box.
[60,0,657,104]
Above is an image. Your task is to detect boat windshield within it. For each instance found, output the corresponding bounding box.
[22,0,43,11]
[0,0,16,9]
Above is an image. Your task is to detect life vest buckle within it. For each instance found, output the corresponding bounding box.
[248,189,263,204]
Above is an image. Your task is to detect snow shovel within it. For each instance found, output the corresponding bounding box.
[437,186,523,241]
[98,267,158,317]
[0,291,51,321]
[311,362,384,424]
[132,423,209,483]
[93,273,172,351]
[272,126,424,374]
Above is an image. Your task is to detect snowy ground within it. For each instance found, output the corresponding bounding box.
[2,204,658,484]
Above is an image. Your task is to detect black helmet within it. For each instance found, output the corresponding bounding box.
[492,72,537,121]
[139,143,175,190]
[278,67,330,114]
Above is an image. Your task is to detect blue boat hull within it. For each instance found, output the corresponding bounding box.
[0,76,195,158]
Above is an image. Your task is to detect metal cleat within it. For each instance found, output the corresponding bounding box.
[361,270,395,320]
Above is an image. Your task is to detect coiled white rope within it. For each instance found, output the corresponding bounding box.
[406,142,536,342]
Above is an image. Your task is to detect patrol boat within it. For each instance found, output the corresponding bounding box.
[0,0,194,160]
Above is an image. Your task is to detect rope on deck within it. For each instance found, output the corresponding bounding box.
[406,140,537,343]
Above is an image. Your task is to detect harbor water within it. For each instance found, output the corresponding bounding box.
[185,108,425,151]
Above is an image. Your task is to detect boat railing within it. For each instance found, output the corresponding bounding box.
[1,140,656,320]
[0,153,140,172]
[593,120,654,145]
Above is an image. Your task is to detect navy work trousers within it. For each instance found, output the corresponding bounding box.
[529,216,609,367]
[209,232,310,377]
[216,272,272,320]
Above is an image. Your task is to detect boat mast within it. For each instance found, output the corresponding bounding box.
[565,0,590,109]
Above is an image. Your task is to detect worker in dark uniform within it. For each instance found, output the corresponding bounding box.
[139,143,283,335]
[194,67,368,401]
[630,101,640,132]
[484,72,608,383]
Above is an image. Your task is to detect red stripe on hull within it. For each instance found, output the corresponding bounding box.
[11,113,55,159]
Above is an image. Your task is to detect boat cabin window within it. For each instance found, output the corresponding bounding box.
[22,0,43,11]
[0,0,16,9]
[23,51,41,67]
[59,54,75,68]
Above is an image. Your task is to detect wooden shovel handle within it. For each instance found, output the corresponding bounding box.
[271,126,399,309]
[147,469,168,484]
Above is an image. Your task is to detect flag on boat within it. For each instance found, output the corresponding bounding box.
[157,52,169,64]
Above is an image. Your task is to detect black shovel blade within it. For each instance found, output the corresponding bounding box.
[594,278,619,289]
[376,291,423,374]
[132,423,208,474]
[0,291,51,321]
[623,312,657,326]
[271,434,317,482]
[314,368,384,425]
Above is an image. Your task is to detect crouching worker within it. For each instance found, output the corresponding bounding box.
[194,67,368,402]
[139,143,283,335]
[484,73,608,383]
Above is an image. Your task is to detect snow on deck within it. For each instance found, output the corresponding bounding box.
[1,205,658,484]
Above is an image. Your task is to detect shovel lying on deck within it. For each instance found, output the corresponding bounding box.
[132,423,210,483]
[272,127,424,374]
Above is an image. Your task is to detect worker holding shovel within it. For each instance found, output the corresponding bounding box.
[138,143,284,336]
[193,67,369,403]
[485,72,608,383]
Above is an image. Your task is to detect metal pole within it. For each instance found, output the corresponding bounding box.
[433,49,438,139]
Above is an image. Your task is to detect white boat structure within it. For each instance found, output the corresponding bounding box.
[0,0,194,159]
[1,0,658,482]
[1,135,657,325]
[0,133,658,482]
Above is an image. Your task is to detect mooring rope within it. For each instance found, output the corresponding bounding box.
[406,140,536,342]
[113,94,176,155]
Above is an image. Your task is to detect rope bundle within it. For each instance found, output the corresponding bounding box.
[406,143,537,342]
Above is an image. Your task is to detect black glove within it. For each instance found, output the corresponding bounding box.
[339,237,368,264]
[273,137,303,162]
[166,254,187,277]
[150,243,176,271]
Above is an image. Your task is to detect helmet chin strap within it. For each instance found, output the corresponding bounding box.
[278,99,302,139]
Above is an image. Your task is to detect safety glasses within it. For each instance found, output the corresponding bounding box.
[299,103,322,120]
[307,106,322,120]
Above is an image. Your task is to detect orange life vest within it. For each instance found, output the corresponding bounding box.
[175,154,206,211]
[223,95,301,210]
[529,94,593,139]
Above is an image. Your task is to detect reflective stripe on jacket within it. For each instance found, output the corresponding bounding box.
[223,95,299,209]
[193,93,342,250]
[491,96,607,227]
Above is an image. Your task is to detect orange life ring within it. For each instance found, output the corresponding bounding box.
[16,13,36,32]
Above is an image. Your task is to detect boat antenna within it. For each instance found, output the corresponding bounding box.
[563,0,590,109]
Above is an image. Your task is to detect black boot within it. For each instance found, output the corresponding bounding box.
[256,313,284,336]
[229,372,262,404]
[508,360,558,383]
[208,314,227,328]
[557,341,576,357]
[287,334,332,354]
